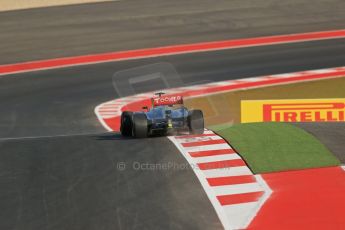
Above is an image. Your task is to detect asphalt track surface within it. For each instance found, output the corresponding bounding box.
[0,134,223,230]
[294,123,345,164]
[1,0,345,64]
[1,1,345,229]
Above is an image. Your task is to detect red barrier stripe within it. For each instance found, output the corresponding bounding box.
[175,133,217,139]
[181,139,225,147]
[198,159,246,170]
[189,149,236,157]
[217,191,264,206]
[207,175,256,186]
[1,30,345,76]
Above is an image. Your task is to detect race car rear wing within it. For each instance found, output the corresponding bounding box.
[152,95,184,106]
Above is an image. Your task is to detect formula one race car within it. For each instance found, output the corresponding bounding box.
[120,93,204,138]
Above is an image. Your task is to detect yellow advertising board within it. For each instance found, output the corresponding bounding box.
[241,99,345,123]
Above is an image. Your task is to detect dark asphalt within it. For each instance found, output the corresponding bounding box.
[294,123,345,164]
[1,1,345,229]
[0,133,222,230]
[0,0,345,64]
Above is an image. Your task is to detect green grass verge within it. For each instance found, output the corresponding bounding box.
[211,123,340,174]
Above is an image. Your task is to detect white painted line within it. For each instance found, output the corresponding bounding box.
[311,69,336,74]
[184,143,232,152]
[99,116,118,118]
[94,103,113,132]
[178,85,210,91]
[212,182,264,196]
[203,130,215,134]
[222,202,259,229]
[193,153,241,163]
[99,105,122,108]
[204,82,229,87]
[202,166,253,178]
[98,109,119,111]
[176,135,223,143]
[99,112,118,115]
[235,77,265,82]
[0,132,106,141]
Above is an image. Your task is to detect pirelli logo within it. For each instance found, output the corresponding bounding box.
[241,99,345,123]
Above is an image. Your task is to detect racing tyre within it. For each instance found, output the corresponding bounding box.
[132,113,148,138]
[188,110,204,134]
[120,111,133,137]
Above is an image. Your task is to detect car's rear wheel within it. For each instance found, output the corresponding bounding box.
[132,113,148,138]
[188,110,204,134]
[120,111,133,136]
